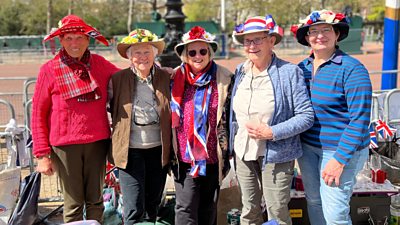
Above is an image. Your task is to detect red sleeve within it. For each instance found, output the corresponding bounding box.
[31,63,53,157]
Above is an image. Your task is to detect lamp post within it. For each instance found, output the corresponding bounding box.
[158,0,185,68]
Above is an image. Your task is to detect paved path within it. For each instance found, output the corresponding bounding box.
[0,42,398,90]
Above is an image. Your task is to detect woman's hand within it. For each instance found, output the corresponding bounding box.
[36,157,55,176]
[322,158,345,186]
[245,123,274,140]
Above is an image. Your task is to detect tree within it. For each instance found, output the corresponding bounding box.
[0,0,26,35]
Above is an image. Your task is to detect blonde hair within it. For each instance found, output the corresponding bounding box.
[179,43,215,63]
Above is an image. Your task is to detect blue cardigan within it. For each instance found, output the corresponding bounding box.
[229,55,314,165]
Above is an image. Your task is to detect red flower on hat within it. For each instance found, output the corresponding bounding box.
[290,25,299,36]
[189,26,205,40]
[334,13,346,22]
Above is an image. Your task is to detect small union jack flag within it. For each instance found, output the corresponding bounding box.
[376,119,397,140]
[369,125,378,149]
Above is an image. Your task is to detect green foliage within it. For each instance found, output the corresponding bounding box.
[366,1,385,22]
[183,0,219,22]
[0,0,387,37]
[0,0,27,35]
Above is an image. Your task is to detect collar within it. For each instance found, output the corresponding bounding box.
[131,65,155,84]
[306,48,343,65]
[242,53,275,76]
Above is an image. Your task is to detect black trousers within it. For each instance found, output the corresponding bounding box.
[174,162,220,225]
[119,146,167,225]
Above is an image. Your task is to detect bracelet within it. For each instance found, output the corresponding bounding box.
[37,154,51,159]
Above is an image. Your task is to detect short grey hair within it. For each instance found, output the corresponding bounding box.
[126,45,159,60]
[179,43,215,63]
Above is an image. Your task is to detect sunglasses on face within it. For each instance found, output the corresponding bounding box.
[188,48,208,57]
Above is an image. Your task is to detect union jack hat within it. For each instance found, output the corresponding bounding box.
[232,15,282,45]
[292,10,349,46]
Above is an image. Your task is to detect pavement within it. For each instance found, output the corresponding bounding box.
[0,42,398,90]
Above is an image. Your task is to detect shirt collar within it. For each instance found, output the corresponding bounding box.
[306,48,343,65]
[131,65,155,84]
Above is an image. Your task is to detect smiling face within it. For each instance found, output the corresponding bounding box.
[243,32,275,64]
[129,43,156,75]
[305,24,339,53]
[186,41,211,73]
[60,33,90,59]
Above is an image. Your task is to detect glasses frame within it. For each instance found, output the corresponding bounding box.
[243,36,269,46]
[307,27,334,37]
[188,48,208,57]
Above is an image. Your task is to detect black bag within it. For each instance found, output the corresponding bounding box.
[374,137,400,161]
[8,172,41,225]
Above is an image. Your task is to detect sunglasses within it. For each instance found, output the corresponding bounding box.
[188,48,208,57]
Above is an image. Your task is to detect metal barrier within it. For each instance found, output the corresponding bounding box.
[22,77,36,108]
[0,99,15,129]
[383,89,400,130]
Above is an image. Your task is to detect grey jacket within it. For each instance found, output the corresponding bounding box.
[229,54,314,164]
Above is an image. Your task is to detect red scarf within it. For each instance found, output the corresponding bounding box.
[54,48,100,101]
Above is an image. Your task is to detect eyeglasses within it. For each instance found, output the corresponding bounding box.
[243,36,269,46]
[307,27,333,36]
[133,100,159,126]
[188,48,208,57]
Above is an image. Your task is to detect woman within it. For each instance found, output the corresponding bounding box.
[230,15,314,225]
[32,15,119,223]
[108,29,172,224]
[292,10,372,225]
[170,26,233,225]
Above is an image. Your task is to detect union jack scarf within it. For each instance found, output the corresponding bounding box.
[171,61,216,177]
[54,48,100,101]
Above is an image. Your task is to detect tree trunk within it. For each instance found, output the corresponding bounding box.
[127,0,134,33]
[68,0,73,15]
[46,0,52,34]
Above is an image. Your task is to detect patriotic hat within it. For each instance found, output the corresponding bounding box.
[232,15,282,45]
[117,29,165,59]
[174,26,219,56]
[43,14,109,46]
[291,9,349,46]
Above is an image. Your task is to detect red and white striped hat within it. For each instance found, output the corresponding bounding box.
[232,15,282,45]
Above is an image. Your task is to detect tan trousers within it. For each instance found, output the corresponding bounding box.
[235,156,294,225]
[52,139,108,223]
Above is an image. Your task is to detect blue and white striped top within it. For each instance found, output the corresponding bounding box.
[298,49,372,165]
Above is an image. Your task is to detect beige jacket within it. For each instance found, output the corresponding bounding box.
[109,66,172,169]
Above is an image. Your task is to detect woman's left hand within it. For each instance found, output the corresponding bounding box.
[246,123,274,140]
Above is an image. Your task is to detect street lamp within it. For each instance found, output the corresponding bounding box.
[158,0,185,68]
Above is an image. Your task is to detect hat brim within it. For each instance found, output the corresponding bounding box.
[43,24,109,46]
[296,22,349,46]
[233,30,282,45]
[117,40,165,59]
[174,39,219,56]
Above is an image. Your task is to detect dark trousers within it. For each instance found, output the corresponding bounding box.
[174,162,220,225]
[119,146,167,225]
[52,139,108,223]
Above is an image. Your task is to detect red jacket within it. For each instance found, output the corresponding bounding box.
[31,53,119,157]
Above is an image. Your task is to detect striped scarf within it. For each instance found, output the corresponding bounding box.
[54,48,100,101]
[171,61,216,177]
